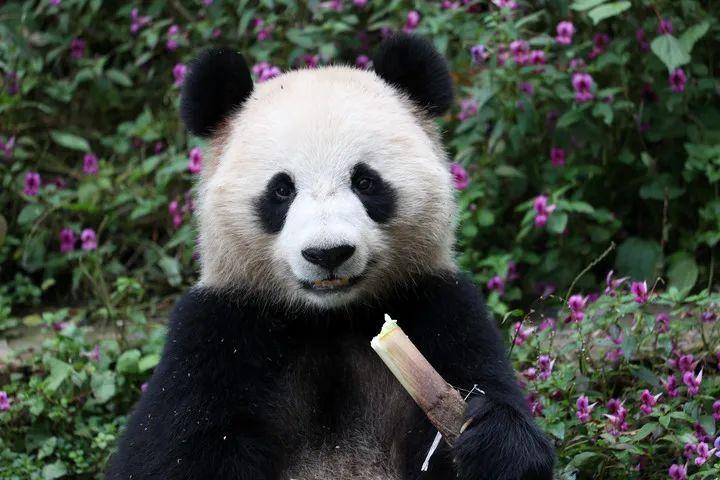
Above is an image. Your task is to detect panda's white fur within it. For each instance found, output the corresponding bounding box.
[197,66,456,309]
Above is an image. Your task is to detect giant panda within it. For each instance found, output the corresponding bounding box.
[106,34,554,480]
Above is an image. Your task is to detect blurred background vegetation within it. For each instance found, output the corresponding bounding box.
[1,0,719,479]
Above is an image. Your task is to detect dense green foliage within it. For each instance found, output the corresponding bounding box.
[1,0,719,478]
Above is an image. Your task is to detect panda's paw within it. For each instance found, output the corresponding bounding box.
[452,399,554,480]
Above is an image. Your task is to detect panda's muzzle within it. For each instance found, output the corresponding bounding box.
[301,276,362,293]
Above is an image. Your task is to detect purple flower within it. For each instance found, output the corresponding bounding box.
[154,141,165,154]
[403,10,421,33]
[555,21,575,45]
[457,98,478,121]
[529,50,546,66]
[141,382,149,393]
[450,162,469,190]
[470,44,488,64]
[513,322,534,346]
[203,0,213,5]
[166,25,180,51]
[682,369,702,396]
[492,0,518,9]
[169,200,183,228]
[70,38,86,59]
[604,270,628,296]
[321,0,343,11]
[52,321,68,332]
[188,147,203,174]
[668,463,687,480]
[487,275,504,294]
[658,18,673,35]
[537,355,554,381]
[662,375,679,398]
[80,228,97,251]
[655,312,671,333]
[302,54,320,68]
[5,71,19,96]
[49,0,61,5]
[605,398,628,435]
[538,317,555,331]
[519,81,534,96]
[173,63,187,87]
[588,33,610,60]
[355,55,371,69]
[576,395,594,423]
[353,0,368,6]
[631,281,648,303]
[701,311,716,323]
[252,62,281,82]
[639,389,661,415]
[694,442,710,466]
[550,147,565,167]
[572,73,594,103]
[567,294,587,323]
[130,8,152,34]
[715,437,720,457]
[506,261,520,281]
[636,28,650,51]
[669,68,687,93]
[87,344,100,362]
[1,136,15,158]
[569,58,586,72]
[24,172,41,196]
[509,40,529,65]
[533,195,556,228]
[83,153,98,175]
[59,228,76,253]
[712,400,720,421]
[684,443,697,459]
[0,391,10,411]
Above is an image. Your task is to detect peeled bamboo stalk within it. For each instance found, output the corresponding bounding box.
[371,314,467,446]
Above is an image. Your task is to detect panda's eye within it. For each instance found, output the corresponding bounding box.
[274,182,295,201]
[354,177,375,192]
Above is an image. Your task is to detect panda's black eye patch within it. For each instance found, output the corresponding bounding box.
[255,172,296,234]
[351,163,396,223]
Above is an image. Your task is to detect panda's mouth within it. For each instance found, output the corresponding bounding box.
[302,276,361,293]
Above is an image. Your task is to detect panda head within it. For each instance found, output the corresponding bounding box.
[182,34,457,310]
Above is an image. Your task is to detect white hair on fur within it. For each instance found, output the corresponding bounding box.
[196,66,457,309]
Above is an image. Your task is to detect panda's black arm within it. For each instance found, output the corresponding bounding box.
[105,288,284,480]
[389,272,554,480]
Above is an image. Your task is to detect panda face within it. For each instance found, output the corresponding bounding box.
[195,66,456,309]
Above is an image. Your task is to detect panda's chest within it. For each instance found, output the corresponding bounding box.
[270,337,414,479]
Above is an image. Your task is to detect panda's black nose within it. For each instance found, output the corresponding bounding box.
[302,245,356,271]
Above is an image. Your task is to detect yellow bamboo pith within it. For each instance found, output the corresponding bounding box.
[371,314,467,446]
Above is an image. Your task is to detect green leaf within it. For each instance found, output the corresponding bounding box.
[138,353,160,372]
[116,349,141,374]
[570,0,607,11]
[546,212,568,234]
[50,130,90,152]
[17,203,45,225]
[632,422,658,442]
[629,365,661,389]
[91,371,116,403]
[44,357,73,394]
[615,238,661,281]
[587,1,630,24]
[667,252,698,296]
[592,102,613,125]
[679,22,710,54]
[569,451,598,467]
[546,422,565,440]
[158,256,182,287]
[106,69,133,87]
[651,35,691,72]
[42,461,67,480]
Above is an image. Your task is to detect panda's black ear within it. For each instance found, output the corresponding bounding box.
[180,48,254,137]
[372,34,453,117]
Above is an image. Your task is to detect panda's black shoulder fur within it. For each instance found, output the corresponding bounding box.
[106,273,553,480]
[373,34,454,117]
